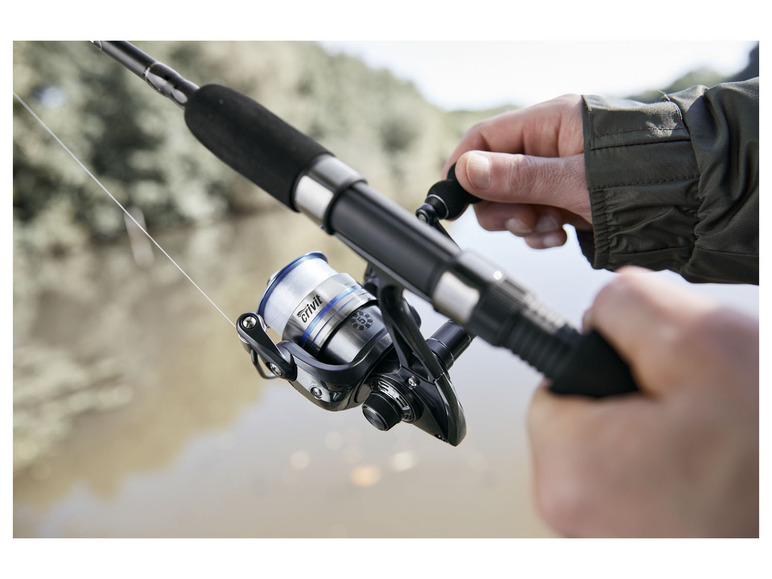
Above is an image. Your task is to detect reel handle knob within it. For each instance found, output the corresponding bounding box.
[362,391,403,431]
[418,163,481,224]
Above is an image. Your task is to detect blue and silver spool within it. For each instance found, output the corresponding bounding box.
[258,252,384,364]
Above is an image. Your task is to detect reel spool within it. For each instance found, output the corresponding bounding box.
[258,252,387,365]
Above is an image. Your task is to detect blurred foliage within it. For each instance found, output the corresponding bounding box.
[13,41,472,255]
[13,41,758,256]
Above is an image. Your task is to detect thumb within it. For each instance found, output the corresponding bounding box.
[455,151,590,223]
[585,267,719,395]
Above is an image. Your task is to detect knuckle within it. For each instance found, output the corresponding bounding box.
[506,155,565,202]
[589,270,648,332]
[464,119,495,148]
[476,214,500,232]
[595,269,645,308]
[554,94,584,121]
[506,154,538,190]
[468,119,487,135]
[554,93,582,105]
[533,93,581,117]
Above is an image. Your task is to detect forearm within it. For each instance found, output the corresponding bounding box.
[578,79,759,284]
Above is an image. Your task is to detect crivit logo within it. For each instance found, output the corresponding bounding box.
[296,294,324,324]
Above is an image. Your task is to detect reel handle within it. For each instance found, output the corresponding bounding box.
[417,163,481,223]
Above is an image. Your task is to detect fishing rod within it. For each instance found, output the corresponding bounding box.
[86,41,637,445]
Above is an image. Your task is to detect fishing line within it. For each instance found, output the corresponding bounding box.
[13,90,237,330]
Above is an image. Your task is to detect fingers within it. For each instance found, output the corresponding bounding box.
[442,94,584,176]
[441,95,587,237]
[473,202,569,248]
[454,151,591,224]
[460,147,591,249]
[584,267,718,395]
[527,382,628,536]
[524,230,569,250]
[586,267,695,357]
[528,381,599,444]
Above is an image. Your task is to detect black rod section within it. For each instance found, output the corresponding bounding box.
[93,41,155,79]
[329,181,461,299]
[185,84,329,207]
[92,41,199,107]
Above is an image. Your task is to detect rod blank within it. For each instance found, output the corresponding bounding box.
[93,41,199,107]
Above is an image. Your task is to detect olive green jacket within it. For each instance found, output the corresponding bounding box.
[578,78,759,285]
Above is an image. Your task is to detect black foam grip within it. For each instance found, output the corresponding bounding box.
[184,84,330,209]
[548,330,638,397]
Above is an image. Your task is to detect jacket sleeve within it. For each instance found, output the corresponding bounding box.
[576,78,759,285]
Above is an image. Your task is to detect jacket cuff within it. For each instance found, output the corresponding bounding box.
[579,94,701,273]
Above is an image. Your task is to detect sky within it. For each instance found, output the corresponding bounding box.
[320,41,756,109]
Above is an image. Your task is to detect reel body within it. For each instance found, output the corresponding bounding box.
[237,252,470,445]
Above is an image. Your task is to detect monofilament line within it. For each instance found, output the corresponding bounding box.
[14,91,237,330]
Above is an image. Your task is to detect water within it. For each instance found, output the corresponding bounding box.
[12,209,758,538]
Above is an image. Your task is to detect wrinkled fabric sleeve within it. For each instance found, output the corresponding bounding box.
[577,79,758,285]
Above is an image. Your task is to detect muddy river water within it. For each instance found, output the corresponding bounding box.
[13,208,759,538]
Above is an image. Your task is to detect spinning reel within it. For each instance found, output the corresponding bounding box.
[237,166,480,446]
[237,251,471,446]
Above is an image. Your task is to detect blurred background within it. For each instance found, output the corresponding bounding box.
[12,40,759,538]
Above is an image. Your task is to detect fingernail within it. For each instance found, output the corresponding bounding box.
[465,153,491,189]
[541,232,564,248]
[535,215,560,233]
[505,217,531,235]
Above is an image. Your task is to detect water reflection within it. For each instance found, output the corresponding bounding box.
[14,211,347,508]
[14,208,758,537]
[12,208,551,537]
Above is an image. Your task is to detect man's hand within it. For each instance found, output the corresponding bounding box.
[528,268,759,537]
[444,94,591,249]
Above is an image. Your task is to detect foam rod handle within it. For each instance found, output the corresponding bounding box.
[184,84,330,209]
[548,329,638,397]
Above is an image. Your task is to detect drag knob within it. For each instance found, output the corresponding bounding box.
[362,391,402,431]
